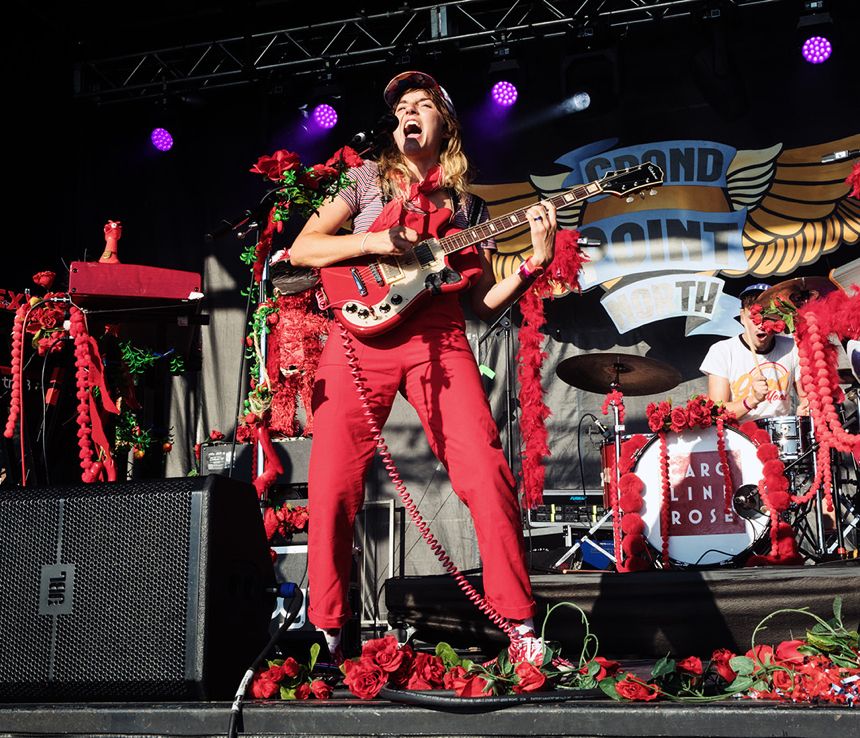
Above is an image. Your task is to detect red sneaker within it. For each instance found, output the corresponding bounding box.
[508,630,544,664]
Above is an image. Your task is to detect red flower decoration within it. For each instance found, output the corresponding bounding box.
[614,675,660,701]
[250,150,302,179]
[32,271,56,289]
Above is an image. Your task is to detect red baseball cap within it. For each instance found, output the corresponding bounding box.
[383,71,456,116]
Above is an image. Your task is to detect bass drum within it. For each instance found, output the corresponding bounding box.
[633,425,769,567]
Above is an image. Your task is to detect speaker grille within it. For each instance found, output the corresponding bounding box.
[0,476,273,701]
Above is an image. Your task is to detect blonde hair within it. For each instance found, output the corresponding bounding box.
[377,85,474,202]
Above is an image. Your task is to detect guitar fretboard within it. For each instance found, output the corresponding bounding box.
[439,180,605,255]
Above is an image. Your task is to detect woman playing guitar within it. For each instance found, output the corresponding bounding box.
[289,71,557,665]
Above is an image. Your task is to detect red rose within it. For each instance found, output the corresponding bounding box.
[775,639,806,665]
[209,429,224,441]
[772,668,795,692]
[342,659,387,700]
[686,400,706,428]
[362,635,404,673]
[749,303,763,315]
[614,675,660,701]
[746,645,774,670]
[710,649,737,682]
[669,406,688,433]
[513,661,546,693]
[326,146,364,169]
[294,683,312,700]
[250,673,280,699]
[250,150,302,179]
[409,651,446,688]
[310,679,332,699]
[447,667,494,698]
[676,656,702,675]
[33,271,56,289]
[581,656,620,682]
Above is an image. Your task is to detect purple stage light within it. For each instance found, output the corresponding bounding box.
[802,36,832,64]
[150,127,173,151]
[491,80,518,107]
[313,103,338,129]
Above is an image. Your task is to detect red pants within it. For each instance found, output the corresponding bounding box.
[307,305,536,630]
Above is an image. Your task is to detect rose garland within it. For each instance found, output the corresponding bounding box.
[846,160,860,200]
[607,396,800,570]
[516,229,588,510]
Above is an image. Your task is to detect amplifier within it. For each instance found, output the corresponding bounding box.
[525,489,607,527]
[201,438,311,488]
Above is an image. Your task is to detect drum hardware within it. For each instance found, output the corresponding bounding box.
[555,352,681,571]
[755,276,838,311]
[733,484,764,520]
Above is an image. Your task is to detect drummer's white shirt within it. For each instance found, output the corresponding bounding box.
[699,335,801,421]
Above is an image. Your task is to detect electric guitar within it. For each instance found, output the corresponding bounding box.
[319,162,664,337]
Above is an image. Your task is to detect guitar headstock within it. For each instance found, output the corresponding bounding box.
[599,163,664,198]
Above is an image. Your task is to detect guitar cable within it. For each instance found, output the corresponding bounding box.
[336,321,523,646]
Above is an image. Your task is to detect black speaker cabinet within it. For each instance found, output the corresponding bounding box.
[0,475,276,702]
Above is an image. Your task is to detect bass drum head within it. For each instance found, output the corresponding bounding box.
[634,425,769,567]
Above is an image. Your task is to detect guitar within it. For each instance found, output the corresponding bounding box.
[319,162,664,337]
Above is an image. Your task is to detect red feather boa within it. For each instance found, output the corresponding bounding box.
[516,229,588,509]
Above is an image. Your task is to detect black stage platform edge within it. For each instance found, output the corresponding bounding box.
[385,560,860,659]
[0,695,856,738]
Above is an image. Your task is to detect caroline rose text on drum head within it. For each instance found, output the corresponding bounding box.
[633,425,768,567]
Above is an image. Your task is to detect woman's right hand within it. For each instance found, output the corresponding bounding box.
[362,226,420,256]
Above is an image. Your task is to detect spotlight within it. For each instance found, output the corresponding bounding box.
[568,92,591,112]
[488,56,522,108]
[150,127,173,151]
[802,35,832,63]
[491,80,518,107]
[313,103,338,129]
[798,0,834,64]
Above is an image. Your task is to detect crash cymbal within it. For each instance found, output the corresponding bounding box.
[555,352,682,396]
[756,276,838,310]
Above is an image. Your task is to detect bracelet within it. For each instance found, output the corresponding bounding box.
[360,232,371,255]
[742,398,752,411]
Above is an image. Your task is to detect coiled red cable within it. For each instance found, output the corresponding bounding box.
[337,322,520,643]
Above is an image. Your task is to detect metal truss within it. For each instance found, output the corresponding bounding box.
[73,0,786,105]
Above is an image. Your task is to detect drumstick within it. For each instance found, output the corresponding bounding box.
[744,321,760,372]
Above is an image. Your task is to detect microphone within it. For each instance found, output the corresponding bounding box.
[348,113,399,148]
[593,419,613,440]
[821,149,860,164]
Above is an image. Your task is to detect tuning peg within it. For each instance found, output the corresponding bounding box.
[626,196,634,203]
[649,188,658,196]
[640,192,646,199]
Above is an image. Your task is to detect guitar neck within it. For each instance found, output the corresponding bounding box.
[439,179,605,255]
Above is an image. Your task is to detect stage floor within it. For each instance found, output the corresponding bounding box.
[0,691,856,738]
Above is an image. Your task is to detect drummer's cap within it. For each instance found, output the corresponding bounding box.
[383,71,456,117]
[738,282,770,308]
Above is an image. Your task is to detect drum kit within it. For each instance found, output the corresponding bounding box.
[552,276,858,570]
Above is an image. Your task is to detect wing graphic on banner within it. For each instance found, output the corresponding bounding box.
[732,134,860,277]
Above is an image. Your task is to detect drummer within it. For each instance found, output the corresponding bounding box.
[700,283,808,421]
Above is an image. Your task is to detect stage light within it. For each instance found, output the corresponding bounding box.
[150,127,173,151]
[801,35,832,63]
[313,103,338,129]
[798,0,834,64]
[491,80,518,107]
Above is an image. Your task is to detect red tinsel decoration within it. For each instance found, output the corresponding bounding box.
[3,305,26,440]
[516,229,587,510]
[846,161,860,200]
[658,431,671,567]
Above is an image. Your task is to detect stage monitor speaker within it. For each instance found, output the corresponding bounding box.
[0,474,276,702]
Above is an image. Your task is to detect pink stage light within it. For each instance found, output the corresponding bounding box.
[313,103,338,129]
[491,80,518,107]
[150,127,173,151]
[802,35,832,63]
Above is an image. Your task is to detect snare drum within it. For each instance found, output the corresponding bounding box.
[755,416,815,468]
[632,425,768,567]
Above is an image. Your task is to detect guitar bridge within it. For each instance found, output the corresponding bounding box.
[350,267,368,296]
[369,262,385,286]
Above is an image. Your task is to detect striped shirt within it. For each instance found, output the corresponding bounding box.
[338,160,496,249]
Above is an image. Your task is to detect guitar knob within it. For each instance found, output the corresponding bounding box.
[390,294,403,305]
[357,309,370,319]
[345,303,358,314]
[379,303,391,313]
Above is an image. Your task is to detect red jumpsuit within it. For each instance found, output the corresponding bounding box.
[307,241,536,632]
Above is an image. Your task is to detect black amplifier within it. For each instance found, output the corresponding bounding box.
[525,489,607,527]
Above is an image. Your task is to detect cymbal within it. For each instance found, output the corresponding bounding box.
[556,352,682,396]
[756,276,838,310]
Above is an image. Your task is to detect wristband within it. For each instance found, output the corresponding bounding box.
[517,257,545,280]
[360,232,371,255]
[742,398,752,411]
